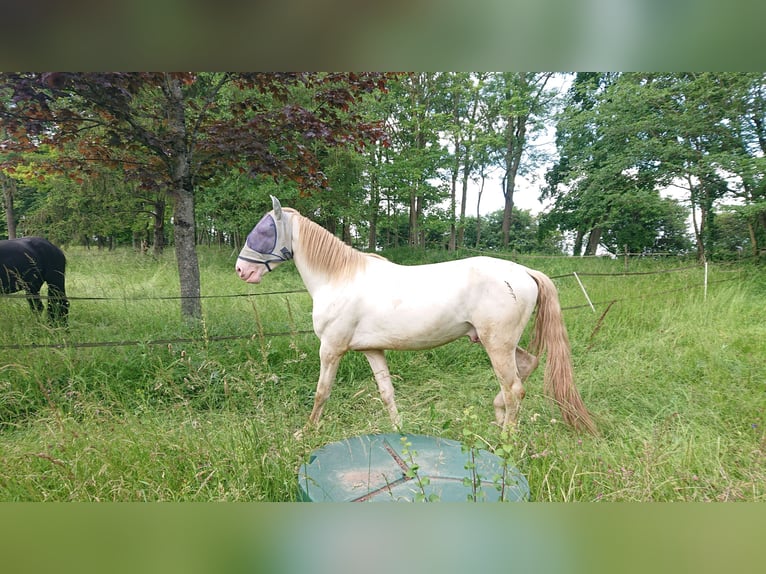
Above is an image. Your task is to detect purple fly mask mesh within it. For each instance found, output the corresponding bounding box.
[238,211,293,270]
[246,213,277,253]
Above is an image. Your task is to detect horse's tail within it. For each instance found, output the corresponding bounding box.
[526,269,596,434]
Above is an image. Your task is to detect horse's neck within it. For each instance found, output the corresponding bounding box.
[290,216,327,295]
[290,214,367,295]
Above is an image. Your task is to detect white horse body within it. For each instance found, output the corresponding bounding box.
[236,197,595,434]
[306,255,538,352]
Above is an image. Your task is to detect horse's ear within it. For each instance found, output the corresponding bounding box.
[271,195,283,220]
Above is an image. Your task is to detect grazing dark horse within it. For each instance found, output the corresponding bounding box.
[0,237,70,325]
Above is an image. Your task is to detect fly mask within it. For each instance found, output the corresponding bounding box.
[237,196,293,272]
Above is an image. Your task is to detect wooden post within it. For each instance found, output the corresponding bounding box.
[624,244,629,272]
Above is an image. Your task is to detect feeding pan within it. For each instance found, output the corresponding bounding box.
[298,433,529,502]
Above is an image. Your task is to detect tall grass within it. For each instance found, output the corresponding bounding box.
[0,246,763,501]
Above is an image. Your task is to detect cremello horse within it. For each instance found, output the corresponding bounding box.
[236,197,595,434]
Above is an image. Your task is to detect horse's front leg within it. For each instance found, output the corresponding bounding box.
[304,342,344,431]
[363,350,402,430]
[25,289,44,315]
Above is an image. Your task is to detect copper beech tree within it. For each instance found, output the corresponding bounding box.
[0,72,390,320]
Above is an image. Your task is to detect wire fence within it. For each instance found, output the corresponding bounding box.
[549,265,700,279]
[0,288,307,302]
[0,259,743,352]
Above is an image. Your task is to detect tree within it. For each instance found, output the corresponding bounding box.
[546,73,744,260]
[483,73,556,248]
[0,72,389,320]
[370,73,448,248]
[599,191,692,254]
[543,72,624,255]
[440,73,490,251]
[728,73,766,257]
[462,208,563,253]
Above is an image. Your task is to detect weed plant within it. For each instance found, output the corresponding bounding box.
[0,245,763,501]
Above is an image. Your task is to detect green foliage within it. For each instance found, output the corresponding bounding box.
[547,72,766,259]
[600,192,693,255]
[459,408,487,501]
[399,436,439,502]
[462,208,564,253]
[8,72,764,262]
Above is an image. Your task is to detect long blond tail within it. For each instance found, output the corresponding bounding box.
[526,269,596,434]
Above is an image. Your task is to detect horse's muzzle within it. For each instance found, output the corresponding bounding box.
[236,261,267,284]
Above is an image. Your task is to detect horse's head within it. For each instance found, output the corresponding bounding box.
[236,196,294,284]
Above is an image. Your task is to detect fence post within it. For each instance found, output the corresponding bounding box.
[704,261,708,300]
[573,272,596,312]
[624,244,629,272]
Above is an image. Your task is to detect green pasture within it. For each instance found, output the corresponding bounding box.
[0,246,763,501]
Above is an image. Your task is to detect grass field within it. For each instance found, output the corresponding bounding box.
[0,245,763,501]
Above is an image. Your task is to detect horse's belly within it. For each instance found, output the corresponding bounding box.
[348,316,471,351]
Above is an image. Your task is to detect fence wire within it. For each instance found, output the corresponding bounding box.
[0,262,740,352]
[0,289,307,302]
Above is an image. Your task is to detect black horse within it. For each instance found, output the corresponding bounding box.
[0,237,70,325]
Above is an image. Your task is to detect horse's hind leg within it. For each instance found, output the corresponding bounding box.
[490,347,539,427]
[515,347,539,382]
[484,340,526,429]
[46,277,69,325]
[363,350,402,429]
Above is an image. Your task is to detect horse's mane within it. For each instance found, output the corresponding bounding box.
[289,209,380,281]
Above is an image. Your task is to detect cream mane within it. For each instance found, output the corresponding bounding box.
[289,209,379,281]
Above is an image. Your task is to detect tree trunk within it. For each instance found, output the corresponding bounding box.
[408,188,418,247]
[368,194,378,251]
[153,195,166,257]
[449,165,457,251]
[747,220,758,257]
[690,201,706,262]
[458,163,470,248]
[367,147,380,251]
[502,186,514,248]
[165,74,202,321]
[1,173,17,239]
[475,174,485,248]
[501,118,526,248]
[448,89,460,252]
[172,188,202,320]
[573,229,585,256]
[584,227,602,255]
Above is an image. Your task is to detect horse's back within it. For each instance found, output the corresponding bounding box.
[383,256,537,301]
[0,237,66,292]
[455,255,539,319]
[320,255,540,351]
[353,255,538,308]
